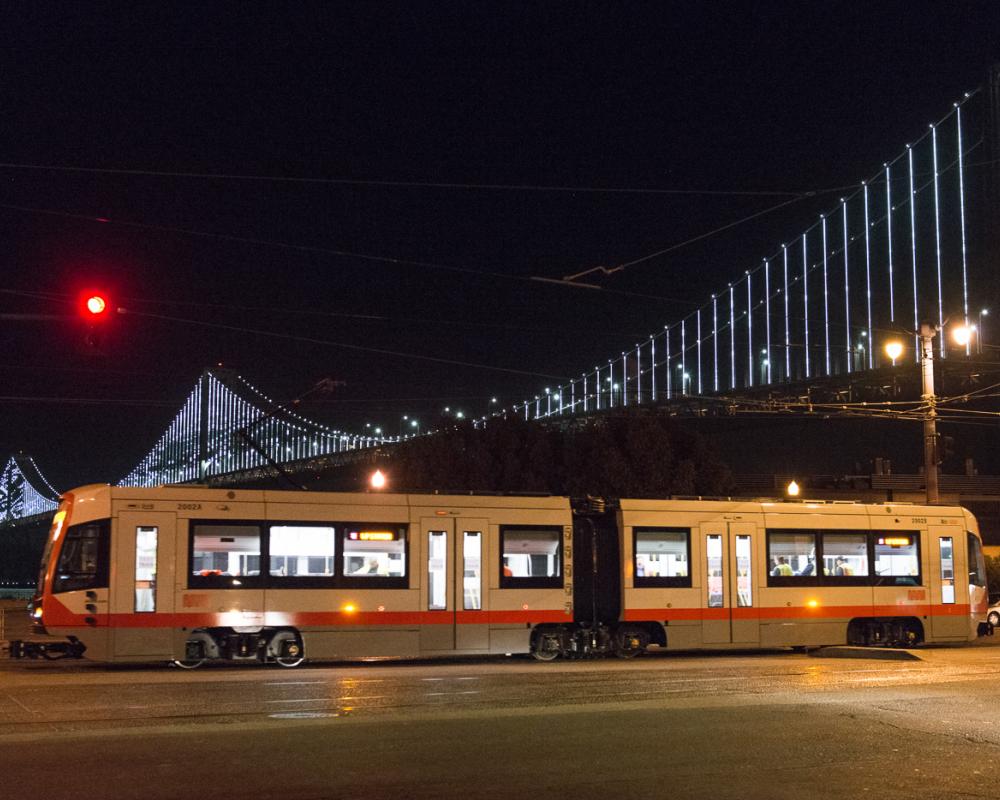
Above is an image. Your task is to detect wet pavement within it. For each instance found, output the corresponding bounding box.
[2,643,1000,798]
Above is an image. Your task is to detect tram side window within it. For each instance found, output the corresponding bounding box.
[821,533,869,581]
[53,521,110,593]
[873,533,921,586]
[501,526,562,589]
[190,524,262,588]
[634,528,691,588]
[269,525,336,582]
[968,533,986,589]
[767,531,817,584]
[340,525,407,586]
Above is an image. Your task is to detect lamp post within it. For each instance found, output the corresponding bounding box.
[919,323,939,504]
[980,309,988,354]
[885,331,938,504]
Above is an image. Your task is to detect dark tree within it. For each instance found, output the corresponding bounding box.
[377,413,733,498]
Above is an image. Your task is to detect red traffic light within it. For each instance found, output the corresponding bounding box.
[80,291,111,320]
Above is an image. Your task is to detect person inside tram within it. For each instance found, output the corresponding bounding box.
[353,557,381,575]
[834,557,853,576]
[772,557,793,576]
[797,558,815,576]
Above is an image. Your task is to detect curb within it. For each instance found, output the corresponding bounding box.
[810,646,922,661]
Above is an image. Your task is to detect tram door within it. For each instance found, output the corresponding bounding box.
[420,517,489,652]
[700,522,760,645]
[928,524,966,639]
[112,511,177,658]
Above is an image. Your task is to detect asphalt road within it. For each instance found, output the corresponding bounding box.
[2,643,1000,799]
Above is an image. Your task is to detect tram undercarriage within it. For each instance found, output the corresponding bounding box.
[530,623,666,661]
[175,627,305,668]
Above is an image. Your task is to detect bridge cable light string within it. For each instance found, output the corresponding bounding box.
[516,90,983,413]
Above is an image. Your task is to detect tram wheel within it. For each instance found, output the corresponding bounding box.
[614,629,648,659]
[172,658,206,670]
[273,636,305,668]
[531,633,561,662]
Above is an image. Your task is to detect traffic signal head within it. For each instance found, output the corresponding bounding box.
[80,291,110,320]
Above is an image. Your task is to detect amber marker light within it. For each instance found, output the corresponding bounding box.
[342,603,357,614]
[806,599,820,608]
[50,510,67,542]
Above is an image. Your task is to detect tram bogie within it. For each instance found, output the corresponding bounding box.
[529,621,664,660]
[11,485,990,666]
[846,617,924,648]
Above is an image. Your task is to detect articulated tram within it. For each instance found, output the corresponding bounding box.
[12,484,990,666]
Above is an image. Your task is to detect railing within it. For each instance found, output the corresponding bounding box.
[733,473,1000,497]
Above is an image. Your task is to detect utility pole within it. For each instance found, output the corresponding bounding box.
[920,323,939,504]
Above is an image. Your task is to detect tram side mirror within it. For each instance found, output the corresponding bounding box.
[86,590,97,600]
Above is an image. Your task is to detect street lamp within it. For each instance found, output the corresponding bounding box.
[952,324,975,349]
[786,480,800,498]
[885,340,904,366]
[979,309,988,354]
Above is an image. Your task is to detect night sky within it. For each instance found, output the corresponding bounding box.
[2,2,999,490]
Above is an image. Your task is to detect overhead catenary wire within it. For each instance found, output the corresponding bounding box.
[0,202,697,307]
[121,308,571,381]
[0,160,834,197]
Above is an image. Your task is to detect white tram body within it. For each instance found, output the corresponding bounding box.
[20,484,989,665]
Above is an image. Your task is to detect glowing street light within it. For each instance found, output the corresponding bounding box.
[885,340,904,366]
[951,324,974,348]
[370,469,387,490]
[786,480,800,497]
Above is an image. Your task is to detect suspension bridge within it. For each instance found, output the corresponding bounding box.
[3,83,1000,525]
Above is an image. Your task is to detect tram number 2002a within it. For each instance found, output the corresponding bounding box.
[177,503,203,511]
